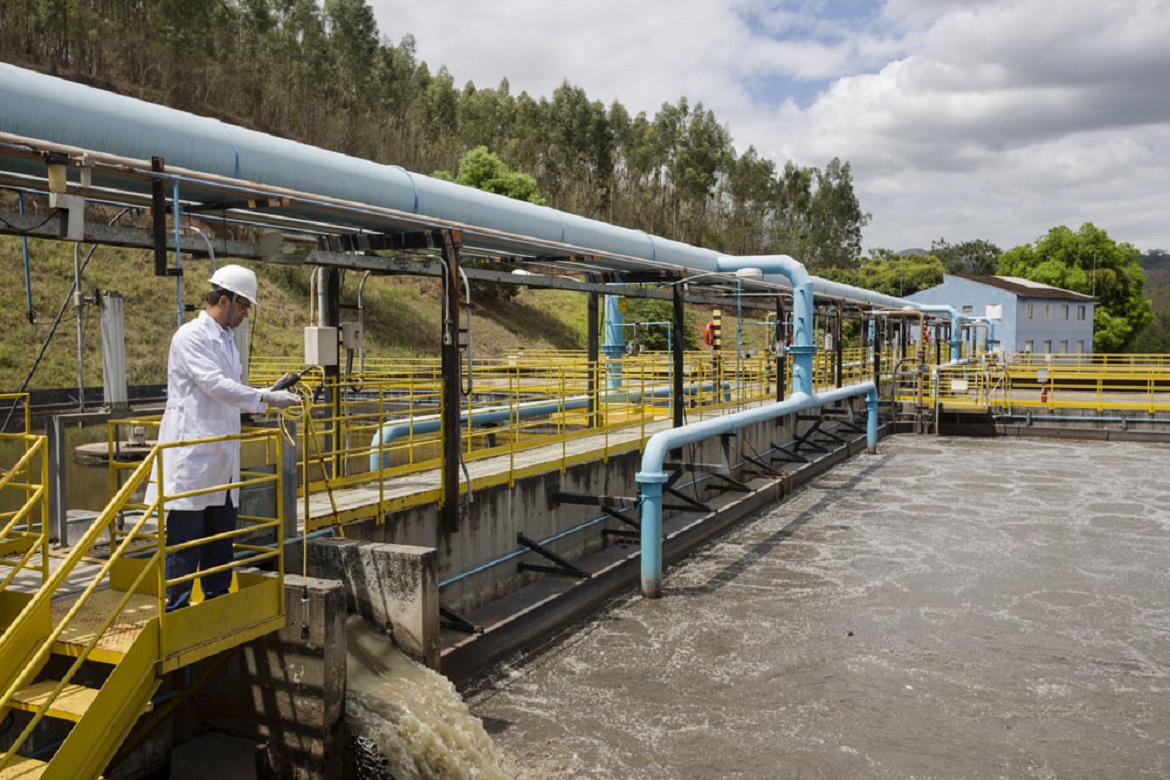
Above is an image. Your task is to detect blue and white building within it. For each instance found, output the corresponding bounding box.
[907,275,1095,355]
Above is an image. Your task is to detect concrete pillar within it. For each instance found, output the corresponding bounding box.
[193,573,348,780]
[307,539,440,670]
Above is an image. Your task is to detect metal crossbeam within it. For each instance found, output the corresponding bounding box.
[516,533,591,579]
[439,605,482,635]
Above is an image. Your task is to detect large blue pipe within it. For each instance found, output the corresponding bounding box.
[714,256,819,395]
[635,382,879,597]
[915,305,962,361]
[0,63,715,267]
[602,295,625,389]
[0,63,926,316]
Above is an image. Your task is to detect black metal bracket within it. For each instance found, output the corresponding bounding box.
[665,462,751,493]
[551,491,638,513]
[322,230,446,254]
[820,403,866,434]
[792,417,834,451]
[517,533,591,579]
[551,490,641,532]
[703,472,751,493]
[772,418,829,464]
[740,451,784,478]
[663,485,711,513]
[439,604,481,635]
[770,444,810,464]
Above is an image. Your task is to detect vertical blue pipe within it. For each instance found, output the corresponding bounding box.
[866,387,879,454]
[638,472,667,597]
[715,255,816,396]
[788,280,816,396]
[602,294,624,389]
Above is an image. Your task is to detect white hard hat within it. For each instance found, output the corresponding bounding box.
[209,264,258,306]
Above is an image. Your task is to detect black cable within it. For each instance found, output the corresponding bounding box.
[1,208,132,432]
[1,244,98,432]
[0,208,63,232]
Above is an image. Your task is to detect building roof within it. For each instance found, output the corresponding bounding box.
[956,275,1095,301]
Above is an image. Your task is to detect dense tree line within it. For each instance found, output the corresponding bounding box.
[0,0,868,267]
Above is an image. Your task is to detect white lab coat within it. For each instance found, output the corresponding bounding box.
[145,311,267,510]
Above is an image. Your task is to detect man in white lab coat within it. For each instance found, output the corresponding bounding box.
[146,264,299,611]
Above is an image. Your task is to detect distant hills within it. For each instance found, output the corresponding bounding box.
[1136,252,1170,351]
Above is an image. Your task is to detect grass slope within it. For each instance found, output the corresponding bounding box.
[0,233,592,392]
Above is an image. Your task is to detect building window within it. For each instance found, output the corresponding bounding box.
[1077,340,1085,353]
[1027,303,1034,319]
[1078,305,1086,320]
[1043,340,1052,353]
[1060,340,1068,353]
[1062,304,1069,320]
[1044,304,1052,320]
[962,305,973,313]
[1025,340,1033,352]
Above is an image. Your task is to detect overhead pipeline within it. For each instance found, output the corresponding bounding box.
[0,63,922,313]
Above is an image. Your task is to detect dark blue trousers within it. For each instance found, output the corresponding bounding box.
[164,496,236,611]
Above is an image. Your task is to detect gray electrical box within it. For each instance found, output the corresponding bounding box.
[304,326,338,367]
[340,321,363,350]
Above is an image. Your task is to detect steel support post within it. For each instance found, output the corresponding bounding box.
[322,267,341,479]
[150,157,168,277]
[46,415,67,545]
[835,300,844,388]
[439,230,463,535]
[587,292,599,428]
[672,284,685,429]
[776,295,787,402]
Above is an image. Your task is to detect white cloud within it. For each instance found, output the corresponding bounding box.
[368,0,1170,252]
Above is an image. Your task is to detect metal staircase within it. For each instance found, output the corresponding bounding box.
[0,419,286,779]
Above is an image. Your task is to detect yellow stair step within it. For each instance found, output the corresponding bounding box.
[0,755,47,779]
[0,536,37,558]
[8,678,152,723]
[9,679,96,721]
[50,591,158,664]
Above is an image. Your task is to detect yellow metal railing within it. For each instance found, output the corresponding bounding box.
[0,429,284,774]
[903,354,1170,414]
[247,348,911,523]
[0,394,48,593]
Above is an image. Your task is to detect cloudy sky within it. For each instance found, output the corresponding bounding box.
[366,0,1170,254]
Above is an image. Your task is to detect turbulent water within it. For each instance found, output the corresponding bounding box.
[345,616,507,780]
[468,436,1170,779]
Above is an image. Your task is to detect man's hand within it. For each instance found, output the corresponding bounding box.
[262,389,300,409]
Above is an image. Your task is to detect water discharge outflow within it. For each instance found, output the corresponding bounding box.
[345,616,507,780]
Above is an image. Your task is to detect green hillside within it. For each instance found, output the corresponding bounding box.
[0,230,593,393]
